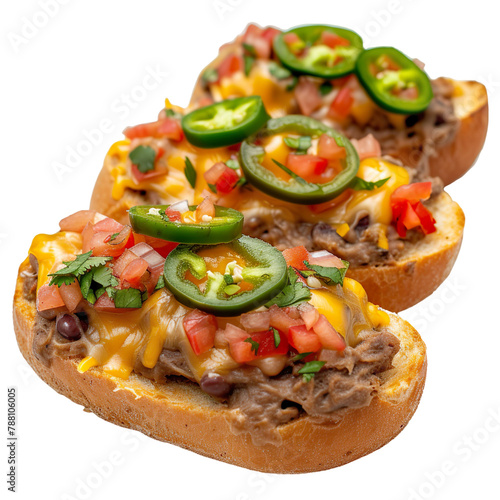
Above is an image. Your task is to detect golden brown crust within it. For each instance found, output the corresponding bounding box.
[13,262,426,473]
[347,191,465,312]
[189,41,488,187]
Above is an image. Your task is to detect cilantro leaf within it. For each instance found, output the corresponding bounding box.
[350,177,390,191]
[286,76,298,91]
[272,327,281,348]
[319,82,333,96]
[202,68,218,84]
[207,183,217,193]
[114,289,142,308]
[244,337,259,355]
[48,275,77,287]
[226,159,240,170]
[129,145,156,173]
[244,55,255,76]
[303,259,349,286]
[234,177,247,189]
[48,252,112,286]
[154,274,165,291]
[108,232,119,242]
[266,267,311,308]
[298,361,326,382]
[79,268,94,299]
[292,352,313,362]
[223,274,234,285]
[184,157,197,189]
[95,287,106,300]
[271,158,308,186]
[242,43,257,56]
[268,61,292,80]
[164,108,180,119]
[284,135,312,153]
[92,266,119,288]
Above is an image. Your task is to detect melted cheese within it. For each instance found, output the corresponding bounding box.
[30,228,390,382]
[210,63,294,117]
[28,232,83,290]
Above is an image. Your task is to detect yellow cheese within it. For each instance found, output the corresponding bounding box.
[309,290,347,338]
[28,232,83,290]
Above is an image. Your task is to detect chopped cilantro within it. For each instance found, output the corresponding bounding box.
[350,177,390,191]
[48,252,111,287]
[202,68,218,84]
[319,82,333,96]
[284,135,312,153]
[286,76,299,91]
[298,361,326,382]
[184,157,197,189]
[129,145,156,173]
[244,337,259,355]
[266,267,311,308]
[207,183,217,193]
[154,274,165,291]
[223,274,234,285]
[268,61,292,80]
[242,43,257,56]
[108,232,119,242]
[226,159,240,170]
[244,55,255,76]
[234,177,247,189]
[271,158,308,186]
[114,288,142,309]
[272,327,281,348]
[303,259,349,286]
[292,352,313,362]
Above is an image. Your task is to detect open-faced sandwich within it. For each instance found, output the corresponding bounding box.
[190,23,488,185]
[90,98,464,311]
[14,206,426,473]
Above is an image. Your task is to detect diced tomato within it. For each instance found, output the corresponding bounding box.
[268,304,304,333]
[59,280,83,313]
[320,31,350,48]
[124,118,183,141]
[308,251,344,269]
[282,246,309,271]
[89,226,133,257]
[351,134,382,160]
[132,233,178,258]
[331,74,354,87]
[287,153,328,178]
[261,27,281,44]
[195,197,215,221]
[59,210,105,233]
[164,209,181,222]
[391,182,432,204]
[131,164,166,184]
[312,314,345,351]
[217,54,243,81]
[120,258,149,288]
[391,182,436,238]
[288,325,322,353]
[183,309,217,355]
[128,243,165,294]
[93,218,123,233]
[227,327,288,364]
[283,32,301,46]
[294,78,322,116]
[317,134,346,161]
[329,87,354,118]
[216,167,239,194]
[414,202,436,235]
[298,303,320,330]
[204,162,227,184]
[37,284,65,312]
[113,249,138,277]
[242,24,271,59]
[240,310,271,332]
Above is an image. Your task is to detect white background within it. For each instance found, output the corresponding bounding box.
[2,1,499,499]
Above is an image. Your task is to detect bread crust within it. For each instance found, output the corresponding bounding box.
[189,40,488,186]
[13,261,426,473]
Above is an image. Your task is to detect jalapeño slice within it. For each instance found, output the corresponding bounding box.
[163,236,288,315]
[355,47,433,114]
[273,25,363,79]
[239,115,359,204]
[129,205,244,245]
[181,96,270,148]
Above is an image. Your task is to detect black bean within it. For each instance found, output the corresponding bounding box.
[200,372,231,398]
[75,312,89,332]
[56,314,82,340]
